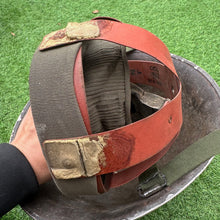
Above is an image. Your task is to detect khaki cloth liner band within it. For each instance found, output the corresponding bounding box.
[29,43,99,195]
[160,129,220,185]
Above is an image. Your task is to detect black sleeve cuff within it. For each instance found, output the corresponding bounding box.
[0,143,39,217]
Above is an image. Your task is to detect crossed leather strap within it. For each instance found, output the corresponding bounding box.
[29,17,182,196]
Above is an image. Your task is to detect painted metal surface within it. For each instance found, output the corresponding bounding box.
[10,54,220,219]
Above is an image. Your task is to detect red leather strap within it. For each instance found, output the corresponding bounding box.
[109,132,179,188]
[73,48,92,134]
[95,19,176,76]
[42,18,182,192]
[70,69,182,176]
[72,58,181,174]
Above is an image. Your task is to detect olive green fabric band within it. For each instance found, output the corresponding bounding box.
[160,129,220,185]
[138,130,220,197]
[29,43,99,196]
[29,43,87,143]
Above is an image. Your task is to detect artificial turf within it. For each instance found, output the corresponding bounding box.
[0,0,219,219]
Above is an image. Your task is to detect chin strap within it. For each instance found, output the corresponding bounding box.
[138,129,220,197]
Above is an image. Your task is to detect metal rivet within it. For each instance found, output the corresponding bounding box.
[62,159,75,169]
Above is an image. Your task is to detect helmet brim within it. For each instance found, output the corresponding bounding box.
[10,54,220,220]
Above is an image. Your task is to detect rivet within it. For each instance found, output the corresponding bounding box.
[62,159,74,169]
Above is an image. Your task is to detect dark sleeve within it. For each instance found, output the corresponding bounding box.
[0,143,39,217]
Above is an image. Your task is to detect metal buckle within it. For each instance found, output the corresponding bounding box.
[137,166,167,198]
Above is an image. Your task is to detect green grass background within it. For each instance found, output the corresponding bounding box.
[0,0,219,219]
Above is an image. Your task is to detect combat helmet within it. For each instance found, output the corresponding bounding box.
[11,17,220,219]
